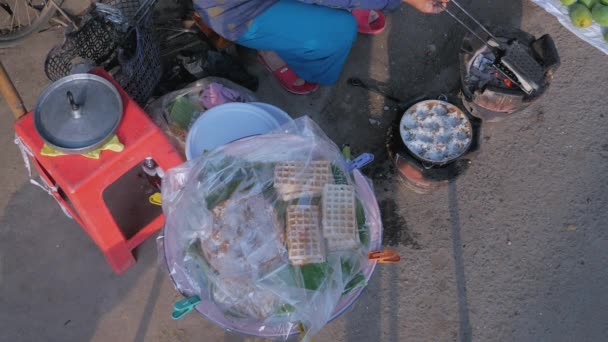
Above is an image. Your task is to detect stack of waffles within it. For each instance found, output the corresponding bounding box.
[278,161,361,266]
[274,161,333,201]
[286,205,325,266]
[321,184,360,251]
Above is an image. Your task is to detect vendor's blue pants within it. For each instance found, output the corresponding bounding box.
[236,0,357,85]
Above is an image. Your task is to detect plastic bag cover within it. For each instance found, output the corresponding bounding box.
[145,77,257,156]
[529,0,607,55]
[161,116,382,340]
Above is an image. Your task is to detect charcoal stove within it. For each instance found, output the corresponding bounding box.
[459,28,560,122]
[386,29,559,193]
[386,95,482,194]
[440,1,560,121]
[385,2,560,193]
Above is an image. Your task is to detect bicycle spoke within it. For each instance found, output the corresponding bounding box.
[14,0,21,29]
[0,3,10,29]
[25,0,31,26]
[28,1,44,18]
[34,0,43,12]
[0,0,52,40]
[1,17,8,31]
[0,3,14,16]
[9,0,17,31]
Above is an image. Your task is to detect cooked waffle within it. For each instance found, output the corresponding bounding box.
[274,161,333,201]
[322,184,360,251]
[286,205,325,265]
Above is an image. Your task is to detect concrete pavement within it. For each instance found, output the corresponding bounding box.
[1,1,607,341]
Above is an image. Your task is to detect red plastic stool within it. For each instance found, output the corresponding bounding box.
[14,69,184,274]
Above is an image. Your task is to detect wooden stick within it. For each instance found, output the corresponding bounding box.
[0,60,27,119]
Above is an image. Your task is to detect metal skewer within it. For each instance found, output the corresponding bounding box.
[435,0,544,95]
[435,0,501,50]
[450,0,499,42]
[443,8,491,47]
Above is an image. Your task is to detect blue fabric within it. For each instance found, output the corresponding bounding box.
[193,0,399,42]
[236,0,358,85]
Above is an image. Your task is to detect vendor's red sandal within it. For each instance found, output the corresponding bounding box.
[257,53,319,95]
[352,9,386,35]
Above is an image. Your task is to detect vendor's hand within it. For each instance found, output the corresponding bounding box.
[403,0,449,14]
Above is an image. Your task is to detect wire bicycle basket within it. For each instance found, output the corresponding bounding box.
[44,0,161,106]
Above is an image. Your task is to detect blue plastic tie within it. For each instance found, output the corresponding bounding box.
[347,153,375,172]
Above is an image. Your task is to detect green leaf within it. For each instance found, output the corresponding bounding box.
[223,308,250,319]
[294,263,331,291]
[205,177,243,210]
[187,241,215,274]
[340,257,366,295]
[356,200,369,247]
[343,274,367,295]
[168,96,201,129]
[275,303,296,315]
[340,256,360,279]
[331,164,348,185]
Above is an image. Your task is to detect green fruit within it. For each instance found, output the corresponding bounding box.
[570,4,594,27]
[592,4,608,25]
[579,0,598,8]
[562,0,578,4]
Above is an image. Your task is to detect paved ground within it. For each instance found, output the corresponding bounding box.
[1,1,607,341]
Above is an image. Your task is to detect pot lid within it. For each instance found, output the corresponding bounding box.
[34,74,123,152]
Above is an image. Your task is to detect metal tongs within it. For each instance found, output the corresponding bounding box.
[438,0,502,50]
[436,0,545,94]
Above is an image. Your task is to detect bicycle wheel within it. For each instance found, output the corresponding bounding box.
[0,0,64,47]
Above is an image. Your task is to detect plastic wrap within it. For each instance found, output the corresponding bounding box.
[144,77,257,156]
[161,117,382,340]
[529,0,607,55]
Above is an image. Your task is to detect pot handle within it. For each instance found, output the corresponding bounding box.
[422,161,436,170]
[532,34,560,74]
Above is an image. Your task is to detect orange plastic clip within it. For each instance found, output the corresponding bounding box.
[368,249,401,264]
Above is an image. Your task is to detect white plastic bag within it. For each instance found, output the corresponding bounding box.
[529,0,608,54]
[161,117,382,341]
[144,77,257,156]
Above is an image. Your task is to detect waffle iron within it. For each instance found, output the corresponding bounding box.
[439,0,545,94]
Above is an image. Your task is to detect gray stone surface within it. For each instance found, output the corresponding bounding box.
[1,1,607,341]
